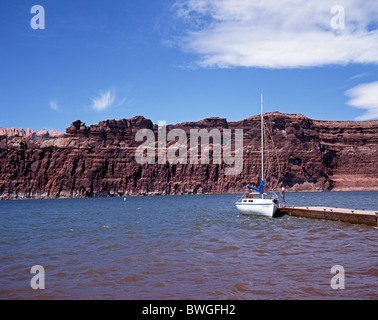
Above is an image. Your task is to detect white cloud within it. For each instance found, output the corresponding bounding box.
[91,90,115,112]
[346,81,378,120]
[173,0,378,68]
[49,100,59,111]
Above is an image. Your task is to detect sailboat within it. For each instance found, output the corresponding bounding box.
[235,93,279,217]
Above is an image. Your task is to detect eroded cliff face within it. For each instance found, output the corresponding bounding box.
[0,127,64,142]
[0,113,377,200]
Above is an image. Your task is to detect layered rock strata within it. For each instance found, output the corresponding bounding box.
[0,112,377,200]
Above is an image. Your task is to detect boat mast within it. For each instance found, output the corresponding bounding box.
[261,93,264,199]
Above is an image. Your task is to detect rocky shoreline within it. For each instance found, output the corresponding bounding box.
[0,112,377,200]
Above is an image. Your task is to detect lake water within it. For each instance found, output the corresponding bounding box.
[0,192,377,300]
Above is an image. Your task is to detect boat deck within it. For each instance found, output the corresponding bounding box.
[276,206,378,227]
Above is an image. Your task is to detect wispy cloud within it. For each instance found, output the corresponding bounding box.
[91,90,115,112]
[173,0,378,69]
[349,68,378,80]
[346,81,378,120]
[49,100,59,111]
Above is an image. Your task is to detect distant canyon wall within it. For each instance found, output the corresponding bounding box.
[0,112,377,200]
[0,127,64,142]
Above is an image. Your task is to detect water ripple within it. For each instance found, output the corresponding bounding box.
[0,192,377,299]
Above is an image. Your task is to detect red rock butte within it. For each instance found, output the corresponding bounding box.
[0,112,377,200]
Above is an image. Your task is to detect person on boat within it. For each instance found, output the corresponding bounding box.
[246,192,254,199]
[272,190,279,205]
[280,183,286,208]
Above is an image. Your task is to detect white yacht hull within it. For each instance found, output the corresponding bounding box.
[235,198,278,217]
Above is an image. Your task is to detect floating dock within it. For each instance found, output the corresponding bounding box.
[277,206,378,227]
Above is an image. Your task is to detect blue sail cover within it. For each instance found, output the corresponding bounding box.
[247,180,267,194]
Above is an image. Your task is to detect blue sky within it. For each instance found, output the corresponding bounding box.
[1,0,378,132]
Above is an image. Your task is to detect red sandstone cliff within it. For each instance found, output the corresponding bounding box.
[0,113,377,200]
